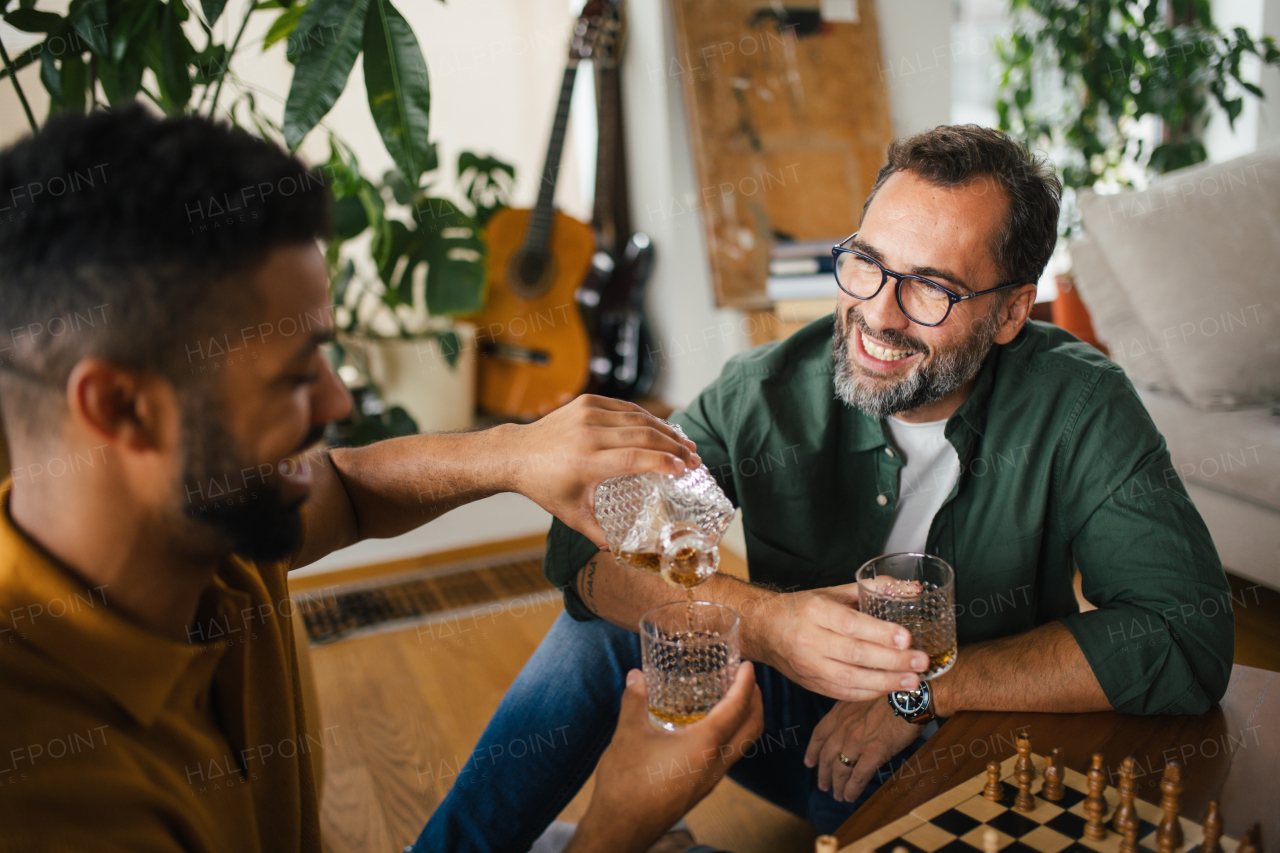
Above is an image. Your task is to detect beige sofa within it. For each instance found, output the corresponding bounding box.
[1071,144,1280,592]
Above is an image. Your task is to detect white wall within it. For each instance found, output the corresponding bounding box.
[0,0,951,572]
[876,0,953,135]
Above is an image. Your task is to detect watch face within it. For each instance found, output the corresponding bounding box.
[890,683,931,716]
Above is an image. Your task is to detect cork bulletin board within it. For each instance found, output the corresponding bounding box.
[668,0,894,308]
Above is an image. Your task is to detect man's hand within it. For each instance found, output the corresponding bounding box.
[754,583,929,702]
[565,663,764,853]
[502,395,700,548]
[804,697,922,803]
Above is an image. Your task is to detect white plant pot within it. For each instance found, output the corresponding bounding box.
[358,324,476,433]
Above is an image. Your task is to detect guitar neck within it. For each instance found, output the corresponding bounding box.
[592,58,631,256]
[524,62,581,256]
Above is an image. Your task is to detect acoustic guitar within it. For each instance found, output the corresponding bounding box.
[469,2,614,420]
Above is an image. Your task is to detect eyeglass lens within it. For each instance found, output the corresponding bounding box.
[834,251,953,325]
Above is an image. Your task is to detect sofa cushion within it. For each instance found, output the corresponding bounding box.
[1077,144,1280,410]
[1068,230,1177,392]
[1136,387,1280,512]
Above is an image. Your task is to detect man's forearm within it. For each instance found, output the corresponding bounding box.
[327,425,523,540]
[573,552,781,660]
[930,621,1110,717]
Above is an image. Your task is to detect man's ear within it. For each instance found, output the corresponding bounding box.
[993,284,1038,345]
[65,359,180,453]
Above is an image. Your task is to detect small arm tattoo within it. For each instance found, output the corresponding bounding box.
[576,556,601,615]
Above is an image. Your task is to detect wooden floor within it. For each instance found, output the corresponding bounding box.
[309,593,817,853]
[304,556,1278,853]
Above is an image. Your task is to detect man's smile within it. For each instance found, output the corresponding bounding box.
[853,324,924,373]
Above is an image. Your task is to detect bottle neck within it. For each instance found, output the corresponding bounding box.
[660,524,720,589]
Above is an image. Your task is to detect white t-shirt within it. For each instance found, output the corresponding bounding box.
[881,416,962,554]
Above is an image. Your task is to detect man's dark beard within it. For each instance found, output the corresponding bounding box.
[179,392,319,561]
[831,303,999,419]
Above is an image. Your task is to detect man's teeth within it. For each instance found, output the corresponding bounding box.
[864,336,916,361]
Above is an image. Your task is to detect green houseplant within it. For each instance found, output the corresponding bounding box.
[993,0,1280,345]
[996,0,1280,207]
[322,135,513,440]
[1,0,507,442]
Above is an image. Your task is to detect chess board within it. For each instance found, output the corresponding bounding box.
[842,752,1238,853]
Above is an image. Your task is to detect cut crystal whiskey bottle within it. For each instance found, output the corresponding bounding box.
[594,424,736,589]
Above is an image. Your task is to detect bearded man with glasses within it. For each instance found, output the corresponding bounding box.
[417,126,1232,853]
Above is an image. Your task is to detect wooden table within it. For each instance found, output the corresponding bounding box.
[836,665,1278,845]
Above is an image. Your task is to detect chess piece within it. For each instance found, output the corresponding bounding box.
[1013,732,1036,811]
[1014,733,1035,780]
[983,828,1000,853]
[1083,753,1109,841]
[1112,756,1138,835]
[1041,746,1065,801]
[1199,801,1223,853]
[1014,755,1035,812]
[814,837,838,853]
[983,760,1003,802]
[1237,823,1262,853]
[1119,810,1141,853]
[1155,761,1183,852]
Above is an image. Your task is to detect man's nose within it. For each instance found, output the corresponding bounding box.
[859,277,912,333]
[312,356,354,425]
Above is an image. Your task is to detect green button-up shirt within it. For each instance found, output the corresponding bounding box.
[545,318,1234,715]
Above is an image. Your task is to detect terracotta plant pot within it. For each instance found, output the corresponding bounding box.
[1051,272,1106,353]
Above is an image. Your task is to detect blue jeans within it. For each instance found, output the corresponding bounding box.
[411,611,928,853]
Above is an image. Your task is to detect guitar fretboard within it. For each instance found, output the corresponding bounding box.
[524,61,581,257]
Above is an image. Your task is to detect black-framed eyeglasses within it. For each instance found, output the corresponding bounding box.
[830,231,1025,327]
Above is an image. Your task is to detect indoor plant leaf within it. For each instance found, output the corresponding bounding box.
[111,0,159,62]
[97,52,144,104]
[39,50,63,108]
[263,3,306,50]
[60,51,87,113]
[417,199,486,316]
[69,0,109,56]
[200,0,228,26]
[331,194,369,239]
[282,0,371,149]
[2,9,64,32]
[362,0,431,189]
[155,0,192,111]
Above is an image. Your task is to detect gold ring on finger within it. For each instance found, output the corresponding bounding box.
[838,751,853,767]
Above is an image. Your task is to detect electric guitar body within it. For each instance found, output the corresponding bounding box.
[474,206,593,420]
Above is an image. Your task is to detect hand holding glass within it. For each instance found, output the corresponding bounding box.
[855,553,957,680]
[640,601,740,731]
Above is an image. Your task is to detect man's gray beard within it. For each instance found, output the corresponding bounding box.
[831,306,999,420]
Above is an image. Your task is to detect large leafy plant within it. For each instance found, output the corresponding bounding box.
[324,135,514,352]
[2,0,438,192]
[996,0,1280,199]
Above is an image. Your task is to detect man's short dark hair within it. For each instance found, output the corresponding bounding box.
[862,125,1062,288]
[0,104,332,435]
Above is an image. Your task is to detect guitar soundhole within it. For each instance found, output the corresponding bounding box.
[508,249,558,300]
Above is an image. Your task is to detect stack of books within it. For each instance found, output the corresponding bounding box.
[766,239,842,301]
